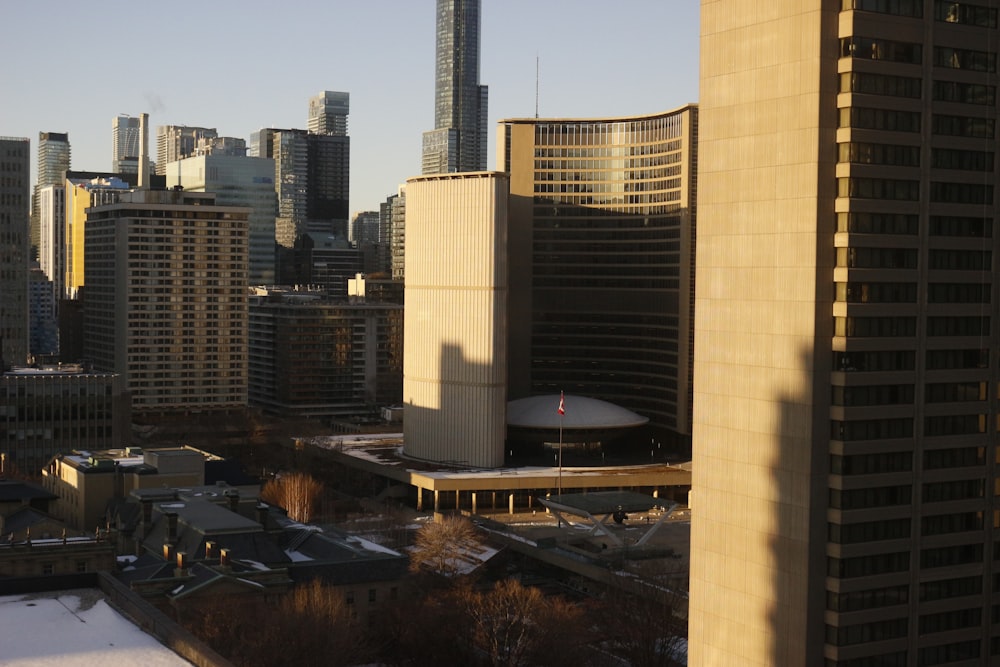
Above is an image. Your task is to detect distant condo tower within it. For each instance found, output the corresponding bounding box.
[690,2,1000,665]
[421,0,488,174]
[0,137,30,368]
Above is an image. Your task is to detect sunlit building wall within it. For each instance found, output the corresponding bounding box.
[403,172,508,467]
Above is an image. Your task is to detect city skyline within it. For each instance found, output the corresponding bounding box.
[0,0,699,212]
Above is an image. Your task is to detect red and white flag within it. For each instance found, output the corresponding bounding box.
[557,391,565,415]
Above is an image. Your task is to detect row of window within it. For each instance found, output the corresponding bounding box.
[838,178,995,203]
[831,447,986,476]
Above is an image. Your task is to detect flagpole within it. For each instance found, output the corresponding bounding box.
[557,391,564,499]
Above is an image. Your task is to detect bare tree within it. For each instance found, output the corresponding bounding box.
[595,570,688,667]
[408,515,483,577]
[260,471,323,522]
[464,579,545,667]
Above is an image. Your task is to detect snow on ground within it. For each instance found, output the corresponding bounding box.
[0,590,191,666]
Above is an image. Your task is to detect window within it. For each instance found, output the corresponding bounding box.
[831,384,914,406]
[829,552,909,578]
[929,181,993,204]
[827,585,908,612]
[925,414,988,436]
[825,653,907,667]
[926,348,988,369]
[932,79,996,105]
[926,316,989,336]
[841,37,923,63]
[922,478,984,501]
[838,142,920,166]
[831,418,913,440]
[831,451,912,474]
[844,0,923,15]
[931,147,993,171]
[840,72,922,98]
[836,247,918,269]
[826,617,908,646]
[829,518,911,543]
[929,215,992,237]
[921,543,983,568]
[838,177,920,200]
[918,640,980,665]
[838,212,918,234]
[921,511,983,535]
[834,316,917,336]
[835,282,917,303]
[932,113,995,138]
[368,589,377,603]
[919,575,982,601]
[925,382,987,403]
[935,0,998,27]
[927,283,990,303]
[840,107,921,132]
[920,607,981,635]
[835,350,916,372]
[830,485,912,509]
[934,46,996,71]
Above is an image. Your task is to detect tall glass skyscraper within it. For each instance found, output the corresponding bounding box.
[421,0,488,174]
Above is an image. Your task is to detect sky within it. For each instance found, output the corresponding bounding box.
[0,0,700,213]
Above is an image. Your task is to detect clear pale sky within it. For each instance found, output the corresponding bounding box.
[0,0,700,213]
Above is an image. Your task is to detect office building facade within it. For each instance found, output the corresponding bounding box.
[31,132,70,257]
[155,125,218,175]
[690,1,1000,665]
[111,115,141,174]
[166,154,277,285]
[83,190,249,413]
[248,287,402,419]
[0,137,30,369]
[500,107,698,443]
[308,91,349,136]
[402,172,508,468]
[422,0,488,174]
[64,174,131,299]
[1,366,127,475]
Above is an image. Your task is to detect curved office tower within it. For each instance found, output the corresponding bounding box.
[500,107,698,445]
[403,172,508,468]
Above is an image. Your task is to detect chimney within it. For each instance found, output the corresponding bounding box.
[227,490,240,513]
[205,540,216,560]
[163,542,174,562]
[256,503,268,527]
[219,547,231,568]
[175,551,188,576]
[137,113,149,190]
[166,511,178,542]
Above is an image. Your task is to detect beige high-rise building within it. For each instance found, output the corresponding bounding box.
[83,189,249,413]
[402,172,508,468]
[691,1,1000,665]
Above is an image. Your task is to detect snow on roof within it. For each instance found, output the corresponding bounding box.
[0,590,192,666]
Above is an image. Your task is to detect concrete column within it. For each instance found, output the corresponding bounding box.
[653,489,659,499]
[509,493,515,515]
[417,488,424,511]
[472,492,477,514]
[434,490,440,512]
[455,490,460,511]
[492,491,497,510]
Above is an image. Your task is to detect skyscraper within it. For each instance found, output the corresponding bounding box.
[111,115,141,174]
[421,0,488,174]
[155,125,218,175]
[83,189,249,413]
[166,154,277,285]
[690,2,1000,665]
[30,132,70,260]
[500,107,699,445]
[402,172,508,468]
[0,137,30,369]
[308,91,349,136]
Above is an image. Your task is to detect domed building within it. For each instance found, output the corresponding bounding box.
[506,394,649,451]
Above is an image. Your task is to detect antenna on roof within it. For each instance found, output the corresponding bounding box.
[535,54,540,119]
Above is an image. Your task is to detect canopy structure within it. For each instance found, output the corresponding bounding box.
[537,490,676,547]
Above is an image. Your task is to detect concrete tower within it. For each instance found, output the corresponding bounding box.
[690,1,1000,664]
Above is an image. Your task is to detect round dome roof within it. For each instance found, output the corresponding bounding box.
[506,394,649,431]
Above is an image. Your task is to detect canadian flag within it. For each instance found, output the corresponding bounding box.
[558,391,565,415]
